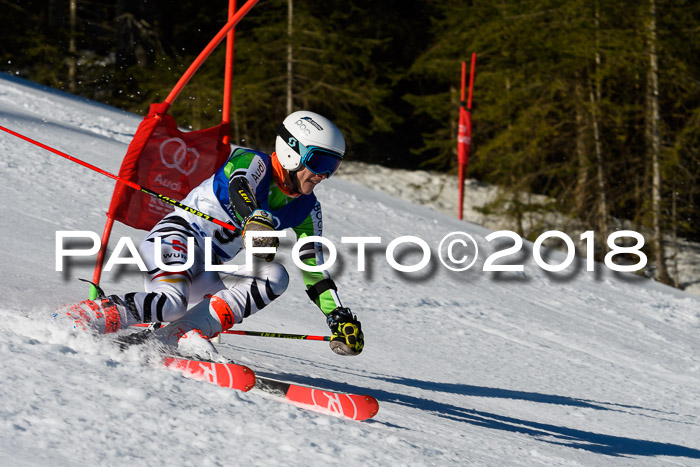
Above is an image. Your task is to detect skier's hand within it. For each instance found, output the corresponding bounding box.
[242,209,279,262]
[327,307,364,356]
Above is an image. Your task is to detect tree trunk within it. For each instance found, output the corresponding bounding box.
[504,75,524,236]
[589,85,608,259]
[68,0,77,93]
[574,79,588,216]
[591,1,608,261]
[286,0,293,115]
[646,0,671,283]
[671,179,679,288]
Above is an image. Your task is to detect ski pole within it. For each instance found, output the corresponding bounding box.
[0,125,237,232]
[129,323,330,341]
[222,330,331,341]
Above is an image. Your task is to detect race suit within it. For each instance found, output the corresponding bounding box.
[110,146,343,335]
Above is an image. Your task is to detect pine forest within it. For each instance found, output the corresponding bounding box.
[1,0,698,286]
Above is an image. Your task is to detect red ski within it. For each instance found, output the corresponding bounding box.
[162,357,379,421]
[255,376,379,421]
[164,356,256,392]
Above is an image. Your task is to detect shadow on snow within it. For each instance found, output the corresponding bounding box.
[259,370,700,460]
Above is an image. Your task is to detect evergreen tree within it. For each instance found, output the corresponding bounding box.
[222,0,401,153]
[2,0,698,258]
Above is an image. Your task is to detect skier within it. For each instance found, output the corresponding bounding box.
[60,110,364,359]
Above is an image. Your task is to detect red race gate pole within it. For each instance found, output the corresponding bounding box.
[88,0,257,299]
[458,61,467,220]
[457,53,476,221]
[222,0,237,145]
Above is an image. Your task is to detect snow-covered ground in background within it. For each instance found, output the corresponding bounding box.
[336,162,700,297]
[1,74,699,466]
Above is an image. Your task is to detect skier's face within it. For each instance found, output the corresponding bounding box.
[295,167,328,195]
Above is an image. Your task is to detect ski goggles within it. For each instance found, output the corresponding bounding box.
[278,124,343,177]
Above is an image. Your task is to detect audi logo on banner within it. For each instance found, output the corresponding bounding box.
[159,137,200,176]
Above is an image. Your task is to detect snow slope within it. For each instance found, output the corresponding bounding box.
[1,73,699,466]
[335,162,700,297]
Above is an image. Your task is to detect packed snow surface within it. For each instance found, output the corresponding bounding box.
[0,74,699,466]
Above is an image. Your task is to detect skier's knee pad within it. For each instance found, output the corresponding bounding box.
[214,262,290,325]
[158,290,189,322]
[250,261,289,309]
[258,261,290,298]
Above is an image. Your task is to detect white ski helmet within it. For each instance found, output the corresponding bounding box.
[275,110,346,176]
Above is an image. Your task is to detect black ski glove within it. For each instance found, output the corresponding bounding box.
[327,307,364,356]
[242,209,279,262]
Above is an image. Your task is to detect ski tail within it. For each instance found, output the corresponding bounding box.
[164,356,256,392]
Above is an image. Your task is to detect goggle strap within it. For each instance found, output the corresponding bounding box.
[277,124,302,155]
